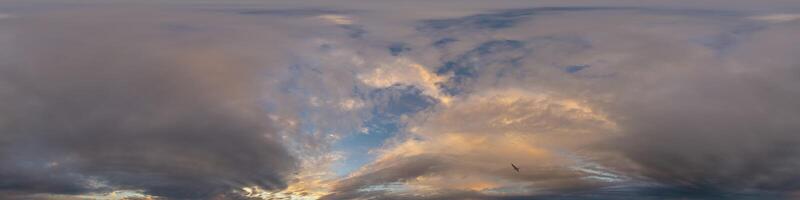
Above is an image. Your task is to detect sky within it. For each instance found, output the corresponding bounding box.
[1,0,800,199]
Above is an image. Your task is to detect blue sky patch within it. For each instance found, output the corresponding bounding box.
[339,24,366,38]
[432,38,457,48]
[436,40,527,95]
[417,7,615,32]
[332,85,437,175]
[564,65,590,73]
[388,43,411,56]
[694,23,765,55]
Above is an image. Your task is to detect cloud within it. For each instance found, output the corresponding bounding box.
[0,8,300,199]
[236,8,347,17]
[3,1,800,199]
[358,58,452,105]
[317,14,354,25]
[416,7,617,33]
[435,39,529,95]
[322,89,621,199]
[607,24,800,191]
[750,13,800,23]
[322,3,800,199]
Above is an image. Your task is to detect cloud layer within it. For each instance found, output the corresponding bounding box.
[1,1,800,199]
[0,7,299,199]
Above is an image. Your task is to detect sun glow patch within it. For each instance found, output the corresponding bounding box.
[318,14,354,25]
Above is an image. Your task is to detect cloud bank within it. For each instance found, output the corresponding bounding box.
[0,7,300,199]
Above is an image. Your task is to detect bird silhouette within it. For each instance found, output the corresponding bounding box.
[511,163,520,172]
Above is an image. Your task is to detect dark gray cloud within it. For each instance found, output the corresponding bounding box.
[609,62,800,192]
[321,186,786,200]
[0,10,296,199]
[322,189,488,200]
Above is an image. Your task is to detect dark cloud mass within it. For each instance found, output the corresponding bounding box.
[0,9,296,199]
[611,58,800,191]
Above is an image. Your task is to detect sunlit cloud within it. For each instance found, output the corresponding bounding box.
[323,89,621,198]
[358,58,452,105]
[750,13,800,23]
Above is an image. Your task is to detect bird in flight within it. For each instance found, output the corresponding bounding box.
[511,163,520,172]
